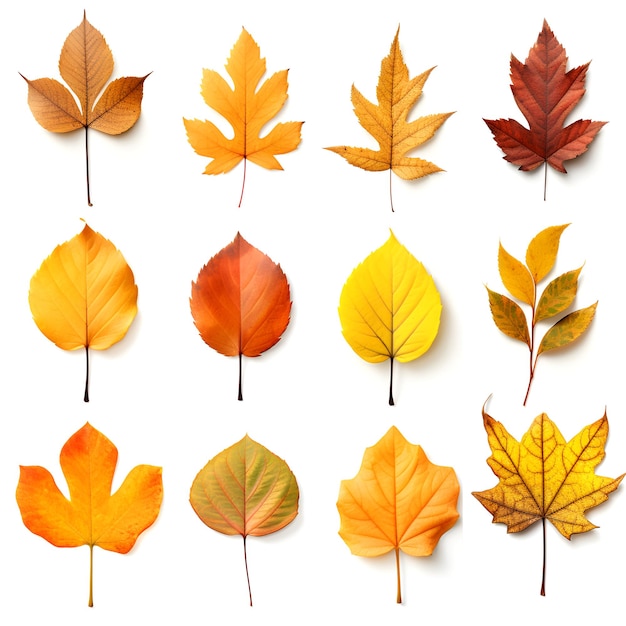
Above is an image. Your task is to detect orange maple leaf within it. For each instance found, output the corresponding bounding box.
[326,27,453,211]
[190,232,292,400]
[16,423,163,607]
[20,12,149,205]
[337,426,459,603]
[484,20,606,200]
[183,28,303,206]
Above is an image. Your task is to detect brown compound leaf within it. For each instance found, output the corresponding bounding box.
[20,12,149,205]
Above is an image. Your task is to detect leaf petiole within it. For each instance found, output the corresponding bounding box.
[395,547,402,603]
[243,535,253,606]
[88,543,94,607]
[84,346,90,402]
[85,126,92,206]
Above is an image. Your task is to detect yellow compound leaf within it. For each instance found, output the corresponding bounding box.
[190,435,299,606]
[337,426,459,603]
[183,28,303,206]
[486,224,595,405]
[338,230,441,405]
[326,27,453,211]
[29,223,138,402]
[16,423,163,606]
[20,12,149,205]
[473,408,623,595]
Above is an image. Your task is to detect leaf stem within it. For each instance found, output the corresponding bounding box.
[238,353,243,401]
[389,357,395,406]
[84,346,90,403]
[238,158,247,208]
[395,547,402,603]
[88,544,94,607]
[543,161,547,202]
[523,286,538,406]
[389,169,394,212]
[243,535,253,606]
[540,517,546,596]
[85,126,92,207]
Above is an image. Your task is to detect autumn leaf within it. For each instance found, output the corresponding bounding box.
[338,230,441,405]
[16,423,163,607]
[486,224,596,404]
[20,12,149,205]
[29,223,138,402]
[190,435,299,606]
[190,232,291,400]
[183,28,303,206]
[326,27,453,211]
[484,20,606,200]
[337,426,459,603]
[472,407,623,595]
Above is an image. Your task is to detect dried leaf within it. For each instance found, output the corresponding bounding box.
[338,230,441,405]
[29,223,138,402]
[486,224,596,404]
[21,12,149,205]
[190,232,291,400]
[337,426,459,603]
[183,28,303,206]
[16,423,163,607]
[190,435,299,606]
[326,27,453,211]
[484,20,606,199]
[473,407,623,595]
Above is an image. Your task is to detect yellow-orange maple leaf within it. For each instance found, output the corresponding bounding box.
[29,223,138,402]
[337,426,459,603]
[16,423,163,607]
[326,27,453,211]
[183,28,303,206]
[20,12,149,205]
[473,407,623,595]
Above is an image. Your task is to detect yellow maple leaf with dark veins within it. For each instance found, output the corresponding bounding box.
[473,408,624,595]
[326,27,453,210]
[183,28,303,206]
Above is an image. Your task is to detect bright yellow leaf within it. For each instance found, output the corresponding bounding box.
[183,28,303,206]
[473,408,623,595]
[525,224,570,282]
[326,27,453,210]
[29,223,138,401]
[337,426,459,603]
[498,242,535,306]
[339,230,441,404]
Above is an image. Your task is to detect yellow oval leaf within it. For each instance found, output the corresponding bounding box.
[29,223,138,401]
[29,224,137,351]
[486,287,531,347]
[525,224,569,282]
[338,231,441,404]
[498,242,535,306]
[535,267,582,323]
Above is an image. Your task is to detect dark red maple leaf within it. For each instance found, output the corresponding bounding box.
[484,20,606,199]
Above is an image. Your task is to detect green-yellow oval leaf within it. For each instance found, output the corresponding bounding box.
[537,302,597,356]
[190,435,299,606]
[190,435,299,537]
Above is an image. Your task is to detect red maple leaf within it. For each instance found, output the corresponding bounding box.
[484,20,606,199]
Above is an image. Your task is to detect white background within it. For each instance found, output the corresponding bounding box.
[1,0,624,623]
